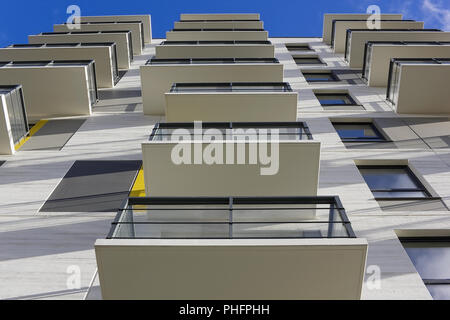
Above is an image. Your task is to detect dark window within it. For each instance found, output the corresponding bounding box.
[303,71,339,82]
[286,44,311,52]
[358,166,431,198]
[333,123,385,142]
[315,93,358,106]
[400,238,450,300]
[294,57,324,65]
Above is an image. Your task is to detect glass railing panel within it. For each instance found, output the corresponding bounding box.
[170,83,291,92]
[171,28,265,31]
[6,61,50,67]
[110,43,119,82]
[232,205,344,223]
[235,58,278,63]
[113,222,229,239]
[190,59,233,64]
[345,31,352,61]
[10,44,43,48]
[127,32,134,62]
[149,123,312,141]
[391,62,401,103]
[160,40,271,45]
[45,43,79,47]
[120,208,230,223]
[12,87,29,144]
[233,222,350,238]
[86,61,98,105]
[437,58,450,64]
[147,59,191,65]
[397,60,439,64]
[230,84,290,92]
[171,83,232,92]
[3,86,28,145]
[363,44,373,80]
[107,197,356,239]
[178,19,261,22]
[111,221,351,239]
[146,58,278,65]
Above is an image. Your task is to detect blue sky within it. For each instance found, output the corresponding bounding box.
[0,0,449,47]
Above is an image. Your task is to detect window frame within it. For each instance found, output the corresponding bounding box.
[357,165,432,200]
[400,237,450,300]
[293,55,325,66]
[333,122,387,142]
[315,92,360,107]
[302,70,340,83]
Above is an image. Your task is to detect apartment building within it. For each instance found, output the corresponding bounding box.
[0,11,449,301]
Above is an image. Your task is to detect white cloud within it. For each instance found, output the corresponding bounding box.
[421,0,450,30]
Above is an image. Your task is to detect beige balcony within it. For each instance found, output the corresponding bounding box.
[140,58,283,115]
[333,20,424,53]
[364,42,450,87]
[345,29,450,68]
[79,15,152,43]
[142,122,319,197]
[0,61,96,122]
[95,196,367,300]
[180,13,260,21]
[28,31,132,70]
[322,13,402,44]
[155,40,275,59]
[0,85,28,155]
[53,22,144,55]
[0,43,119,88]
[166,29,268,41]
[174,20,264,29]
[387,58,450,114]
[165,83,297,122]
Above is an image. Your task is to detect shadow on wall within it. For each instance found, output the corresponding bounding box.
[0,217,113,262]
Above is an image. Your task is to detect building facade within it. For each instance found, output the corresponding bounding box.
[0,12,449,300]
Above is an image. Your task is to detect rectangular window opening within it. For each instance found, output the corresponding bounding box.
[303,71,339,83]
[315,93,359,106]
[400,237,450,300]
[358,165,431,199]
[333,122,386,142]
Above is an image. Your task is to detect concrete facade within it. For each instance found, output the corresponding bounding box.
[0,12,449,301]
